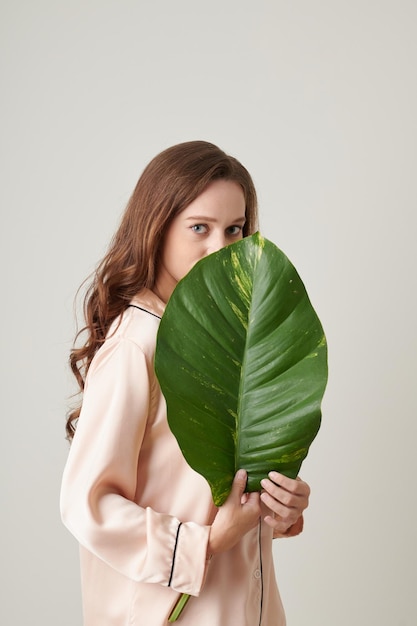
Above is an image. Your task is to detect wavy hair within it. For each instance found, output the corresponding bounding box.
[66,140,258,439]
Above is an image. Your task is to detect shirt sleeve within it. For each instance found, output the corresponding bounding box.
[60,336,210,596]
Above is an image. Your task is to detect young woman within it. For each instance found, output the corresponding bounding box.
[60,140,310,626]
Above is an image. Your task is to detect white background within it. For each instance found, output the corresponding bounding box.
[1,1,416,624]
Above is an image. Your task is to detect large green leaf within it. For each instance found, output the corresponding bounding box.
[155,233,328,506]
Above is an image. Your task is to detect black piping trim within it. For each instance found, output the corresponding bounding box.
[168,522,183,587]
[258,519,264,626]
[127,304,162,320]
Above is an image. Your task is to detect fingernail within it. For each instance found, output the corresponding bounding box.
[269,471,280,480]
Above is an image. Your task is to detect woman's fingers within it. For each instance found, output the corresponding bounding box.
[264,513,305,538]
[260,472,311,534]
[267,472,311,498]
[230,469,249,501]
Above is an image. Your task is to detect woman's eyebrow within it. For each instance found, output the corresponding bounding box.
[185,215,246,223]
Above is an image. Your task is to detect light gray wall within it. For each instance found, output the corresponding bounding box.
[1,1,416,624]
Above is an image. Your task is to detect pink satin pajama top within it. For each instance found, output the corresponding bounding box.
[60,289,286,626]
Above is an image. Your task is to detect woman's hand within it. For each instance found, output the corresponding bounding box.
[260,472,310,538]
[208,469,261,556]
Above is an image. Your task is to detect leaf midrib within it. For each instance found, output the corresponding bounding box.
[235,239,261,474]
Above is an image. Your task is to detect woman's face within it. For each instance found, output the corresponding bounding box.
[155,179,246,303]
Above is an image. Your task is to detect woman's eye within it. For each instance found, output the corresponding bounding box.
[227,225,242,236]
[191,224,207,234]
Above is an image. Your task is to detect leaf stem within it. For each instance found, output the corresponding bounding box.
[168,593,191,622]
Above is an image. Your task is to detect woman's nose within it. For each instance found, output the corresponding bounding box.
[206,233,228,255]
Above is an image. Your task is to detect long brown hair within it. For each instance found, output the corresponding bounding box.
[67,140,258,439]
